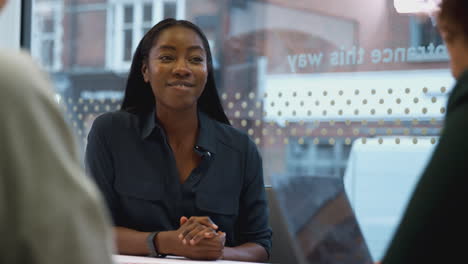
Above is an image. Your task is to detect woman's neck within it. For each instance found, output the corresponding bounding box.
[156,105,199,149]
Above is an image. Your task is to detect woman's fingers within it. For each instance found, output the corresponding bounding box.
[189,227,216,245]
[178,220,198,240]
[179,216,189,226]
[183,225,205,244]
[178,216,219,241]
[195,216,218,230]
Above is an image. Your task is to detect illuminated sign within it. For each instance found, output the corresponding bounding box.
[394,0,440,14]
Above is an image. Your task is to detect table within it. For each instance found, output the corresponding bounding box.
[113,254,265,264]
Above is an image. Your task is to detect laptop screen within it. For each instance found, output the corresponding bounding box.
[272,175,374,264]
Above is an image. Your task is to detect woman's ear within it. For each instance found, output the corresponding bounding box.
[141,63,149,83]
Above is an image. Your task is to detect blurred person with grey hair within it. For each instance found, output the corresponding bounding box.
[0,0,115,263]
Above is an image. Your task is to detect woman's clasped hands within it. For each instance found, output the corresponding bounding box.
[173,216,226,260]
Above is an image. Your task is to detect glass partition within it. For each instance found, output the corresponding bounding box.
[30,0,450,260]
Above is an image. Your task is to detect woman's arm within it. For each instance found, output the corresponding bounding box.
[227,137,272,262]
[164,137,271,262]
[115,226,225,260]
[85,114,121,220]
[115,226,155,255]
[86,117,226,260]
[178,216,268,262]
[223,243,269,262]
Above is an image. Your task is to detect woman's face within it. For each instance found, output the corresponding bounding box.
[142,26,208,112]
[438,19,468,79]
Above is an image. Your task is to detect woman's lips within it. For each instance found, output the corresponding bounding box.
[168,82,194,92]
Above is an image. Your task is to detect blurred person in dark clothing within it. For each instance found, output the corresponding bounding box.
[382,0,468,263]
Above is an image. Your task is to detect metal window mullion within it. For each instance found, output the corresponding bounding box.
[31,13,40,64]
[334,140,343,178]
[54,2,64,71]
[123,23,132,30]
[105,4,114,70]
[30,6,38,55]
[114,4,124,69]
[141,0,152,31]
[176,0,185,19]
[42,33,55,39]
[31,3,46,68]
[21,0,32,49]
[154,0,163,23]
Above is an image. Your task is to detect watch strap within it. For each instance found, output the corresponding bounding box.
[146,231,167,258]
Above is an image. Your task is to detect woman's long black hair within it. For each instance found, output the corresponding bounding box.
[120,18,230,125]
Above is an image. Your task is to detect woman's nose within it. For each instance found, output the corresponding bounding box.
[173,59,191,77]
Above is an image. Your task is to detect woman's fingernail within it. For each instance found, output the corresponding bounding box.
[183,239,187,244]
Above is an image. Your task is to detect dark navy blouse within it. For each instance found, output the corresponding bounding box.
[85,109,272,255]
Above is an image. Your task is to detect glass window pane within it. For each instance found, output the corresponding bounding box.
[29,1,450,262]
[142,27,151,34]
[123,29,133,61]
[124,5,133,23]
[43,17,54,33]
[29,1,450,197]
[163,2,177,19]
[143,3,152,22]
[41,39,54,67]
[317,144,334,160]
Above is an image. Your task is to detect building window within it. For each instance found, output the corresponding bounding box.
[286,139,349,178]
[110,0,186,71]
[408,16,447,62]
[31,1,63,72]
[163,0,177,19]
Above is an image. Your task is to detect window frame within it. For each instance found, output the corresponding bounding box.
[408,16,448,63]
[108,0,186,72]
[30,0,63,72]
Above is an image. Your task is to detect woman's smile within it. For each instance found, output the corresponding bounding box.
[168,81,195,92]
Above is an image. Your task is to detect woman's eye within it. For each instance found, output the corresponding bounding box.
[159,56,174,62]
[190,57,204,63]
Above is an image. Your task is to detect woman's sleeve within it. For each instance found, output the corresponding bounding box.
[85,114,120,223]
[237,137,273,257]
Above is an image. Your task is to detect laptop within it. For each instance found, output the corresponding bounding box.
[267,175,374,264]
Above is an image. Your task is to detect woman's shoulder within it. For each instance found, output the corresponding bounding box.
[91,110,140,133]
[210,119,256,152]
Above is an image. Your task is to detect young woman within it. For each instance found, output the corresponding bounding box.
[85,18,271,262]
